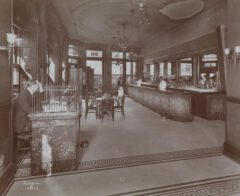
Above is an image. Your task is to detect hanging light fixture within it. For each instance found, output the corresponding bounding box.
[117,23,129,51]
[137,1,151,25]
[15,37,24,47]
[118,35,129,51]
[6,33,17,46]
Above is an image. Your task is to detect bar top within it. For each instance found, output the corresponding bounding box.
[128,83,222,94]
[127,84,190,95]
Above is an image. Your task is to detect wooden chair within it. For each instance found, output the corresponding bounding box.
[114,95,125,119]
[85,94,98,119]
[99,98,114,121]
[15,131,32,158]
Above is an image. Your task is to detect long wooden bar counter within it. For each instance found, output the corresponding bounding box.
[127,84,226,121]
[127,84,193,121]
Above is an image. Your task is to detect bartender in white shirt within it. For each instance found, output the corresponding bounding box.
[159,76,167,91]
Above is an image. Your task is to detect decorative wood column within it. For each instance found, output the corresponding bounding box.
[123,52,126,83]
[173,60,180,81]
[224,0,240,162]
[163,62,168,79]
[102,46,112,92]
[192,55,200,87]
[38,0,47,84]
[216,25,227,92]
[154,62,159,79]
[136,57,143,79]
[130,61,134,83]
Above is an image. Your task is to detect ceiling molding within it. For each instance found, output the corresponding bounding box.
[160,0,205,20]
[50,0,225,49]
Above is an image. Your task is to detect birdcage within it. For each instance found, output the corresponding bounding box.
[32,85,81,113]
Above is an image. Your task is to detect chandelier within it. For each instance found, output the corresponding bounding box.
[118,35,129,51]
[137,1,151,25]
[113,22,130,51]
[128,45,139,61]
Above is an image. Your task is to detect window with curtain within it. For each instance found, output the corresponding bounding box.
[49,58,56,82]
[62,62,66,82]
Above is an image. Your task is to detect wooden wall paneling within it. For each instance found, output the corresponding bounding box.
[224,0,240,162]
[0,0,14,193]
[0,104,14,195]
[216,25,227,92]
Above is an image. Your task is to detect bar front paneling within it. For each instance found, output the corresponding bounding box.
[127,84,193,122]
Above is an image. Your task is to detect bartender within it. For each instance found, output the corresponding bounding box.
[14,80,43,142]
[159,76,167,91]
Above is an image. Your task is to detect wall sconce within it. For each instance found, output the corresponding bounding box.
[224,46,240,68]
[15,37,24,47]
[6,33,24,48]
[0,33,24,51]
[5,33,24,65]
[6,33,17,47]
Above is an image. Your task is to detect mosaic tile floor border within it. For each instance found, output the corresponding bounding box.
[110,175,240,196]
[15,146,223,178]
[78,146,223,170]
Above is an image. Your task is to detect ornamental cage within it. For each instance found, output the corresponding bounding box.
[32,85,81,113]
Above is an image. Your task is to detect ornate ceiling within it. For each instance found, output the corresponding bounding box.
[50,0,223,48]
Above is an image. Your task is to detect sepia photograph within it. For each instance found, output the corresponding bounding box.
[0,0,240,195]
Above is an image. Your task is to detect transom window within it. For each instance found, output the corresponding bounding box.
[202,54,217,62]
[112,51,124,59]
[201,54,218,67]
[86,50,103,58]
[68,45,79,57]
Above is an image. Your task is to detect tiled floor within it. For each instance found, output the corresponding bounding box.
[10,97,229,195]
[80,97,225,161]
[7,155,240,196]
[15,97,225,177]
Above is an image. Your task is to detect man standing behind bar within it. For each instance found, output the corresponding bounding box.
[159,76,167,91]
[14,80,43,134]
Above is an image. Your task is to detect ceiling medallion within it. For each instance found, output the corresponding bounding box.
[160,0,205,20]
